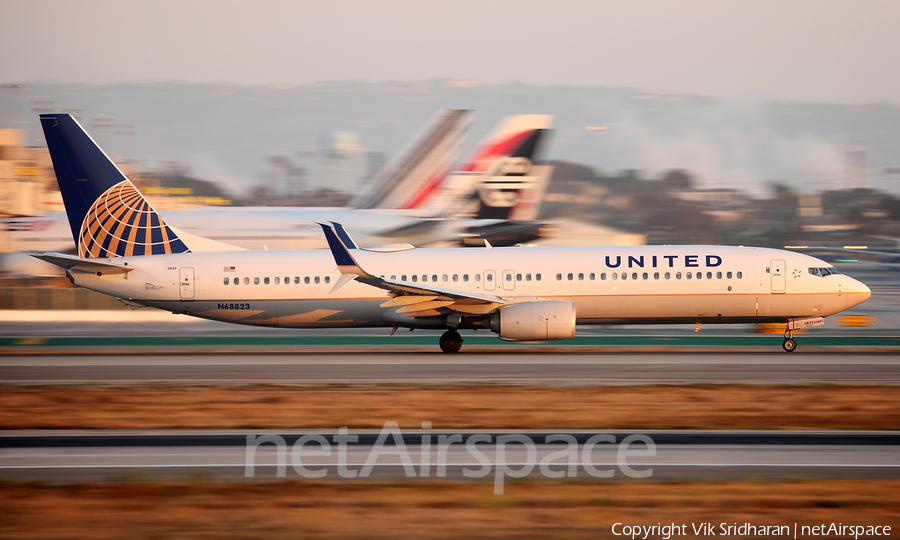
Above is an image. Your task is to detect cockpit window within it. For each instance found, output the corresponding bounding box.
[810,267,840,277]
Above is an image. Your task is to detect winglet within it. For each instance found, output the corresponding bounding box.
[330,222,358,249]
[318,223,365,275]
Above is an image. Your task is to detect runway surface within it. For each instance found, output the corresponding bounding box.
[1,430,897,483]
[2,352,899,384]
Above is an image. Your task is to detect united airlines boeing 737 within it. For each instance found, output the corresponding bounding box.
[36,113,871,353]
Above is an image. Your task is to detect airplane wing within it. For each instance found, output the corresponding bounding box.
[319,223,505,316]
[33,252,135,275]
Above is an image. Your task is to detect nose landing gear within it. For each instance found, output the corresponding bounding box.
[783,325,797,352]
[439,330,463,354]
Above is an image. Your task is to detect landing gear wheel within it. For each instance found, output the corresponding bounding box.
[439,330,463,354]
[782,324,796,352]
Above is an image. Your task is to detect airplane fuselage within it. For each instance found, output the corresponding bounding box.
[71,245,870,330]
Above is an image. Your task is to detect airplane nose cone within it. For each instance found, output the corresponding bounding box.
[846,276,871,308]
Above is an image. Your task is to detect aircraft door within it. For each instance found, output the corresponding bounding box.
[483,270,497,291]
[179,267,195,299]
[502,269,515,291]
[770,259,785,293]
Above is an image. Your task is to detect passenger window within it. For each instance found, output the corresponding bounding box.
[325,276,330,284]
[284,276,288,284]
[526,273,532,281]
[695,272,701,280]
[224,277,229,285]
[726,272,732,279]
[601,273,606,280]
[315,276,320,284]
[401,275,407,281]
[536,273,541,281]
[390,275,396,280]
[716,272,722,279]
[412,275,418,282]
[737,271,743,279]
[653,272,659,280]
[676,272,682,279]
[453,274,458,282]
[422,275,427,282]
[304,277,310,284]
[632,272,638,280]
[274,277,279,285]
[443,275,448,282]
[244,277,249,285]
[294,277,299,284]
[612,273,617,280]
[578,273,584,280]
[254,277,260,285]
[665,272,670,280]
[516,273,522,281]
[234,278,239,286]
[432,275,437,282]
[642,272,648,280]
[707,272,712,279]
[463,274,469,282]
[475,274,481,282]
[568,273,573,281]
[486,274,493,282]
[590,272,595,280]
[506,273,513,282]
[557,273,562,281]
[621,272,627,280]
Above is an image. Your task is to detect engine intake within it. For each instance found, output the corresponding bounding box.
[490,300,576,341]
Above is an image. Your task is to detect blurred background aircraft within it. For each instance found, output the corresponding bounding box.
[0,110,556,276]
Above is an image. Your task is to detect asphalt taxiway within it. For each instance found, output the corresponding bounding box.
[1,351,899,384]
[1,430,897,483]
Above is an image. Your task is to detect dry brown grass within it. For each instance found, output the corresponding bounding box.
[0,479,898,539]
[0,385,898,430]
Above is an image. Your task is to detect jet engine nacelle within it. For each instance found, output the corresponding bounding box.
[490,300,576,341]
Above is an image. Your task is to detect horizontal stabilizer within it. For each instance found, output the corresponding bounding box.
[33,253,134,275]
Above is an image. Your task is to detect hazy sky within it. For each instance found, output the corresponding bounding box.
[2,0,898,104]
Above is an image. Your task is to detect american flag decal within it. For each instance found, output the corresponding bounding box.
[224,266,235,272]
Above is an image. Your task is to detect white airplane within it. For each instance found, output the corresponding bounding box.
[3,111,554,275]
[36,113,871,353]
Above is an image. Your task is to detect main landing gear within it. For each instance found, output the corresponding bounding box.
[440,330,463,354]
[783,325,797,353]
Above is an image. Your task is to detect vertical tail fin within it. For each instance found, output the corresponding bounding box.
[437,115,554,220]
[472,128,554,220]
[40,114,190,258]
[351,109,472,211]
